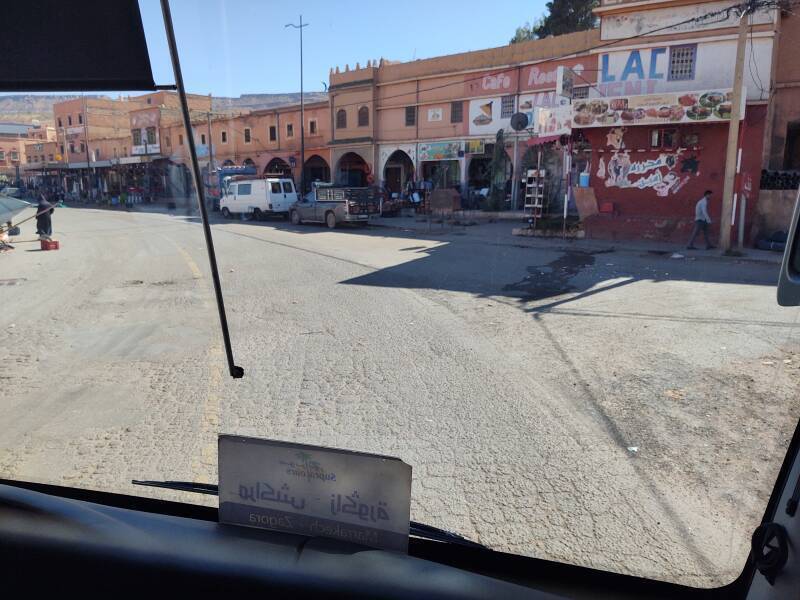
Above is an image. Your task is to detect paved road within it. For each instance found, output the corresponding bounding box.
[2,206,799,587]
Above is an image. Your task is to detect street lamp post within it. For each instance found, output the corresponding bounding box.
[286,15,309,195]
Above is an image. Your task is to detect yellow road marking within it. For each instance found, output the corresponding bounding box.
[173,244,204,280]
[192,343,224,485]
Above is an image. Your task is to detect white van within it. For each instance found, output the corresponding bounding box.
[219,177,297,220]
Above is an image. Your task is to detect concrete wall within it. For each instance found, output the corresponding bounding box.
[582,106,767,244]
[750,189,798,241]
[766,12,800,169]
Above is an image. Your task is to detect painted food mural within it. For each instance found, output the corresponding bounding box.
[595,127,702,197]
[571,88,740,127]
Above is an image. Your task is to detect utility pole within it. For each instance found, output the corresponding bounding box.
[82,96,94,200]
[719,2,752,253]
[207,111,214,212]
[207,111,214,173]
[286,15,308,194]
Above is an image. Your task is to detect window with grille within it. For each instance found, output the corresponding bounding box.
[650,128,679,149]
[572,87,589,99]
[132,129,141,145]
[309,120,317,135]
[668,45,696,81]
[405,106,416,126]
[501,95,515,118]
[146,127,156,145]
[269,125,277,141]
[358,106,369,127]
[244,128,251,143]
[336,109,347,128]
[78,113,83,124]
[450,101,463,123]
[67,116,72,126]
[287,123,294,137]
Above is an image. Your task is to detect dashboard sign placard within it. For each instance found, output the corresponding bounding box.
[218,435,412,552]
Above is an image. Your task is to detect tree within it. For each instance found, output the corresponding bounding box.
[534,0,598,38]
[509,21,536,44]
[486,129,509,211]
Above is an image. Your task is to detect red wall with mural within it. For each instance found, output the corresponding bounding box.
[580,105,765,245]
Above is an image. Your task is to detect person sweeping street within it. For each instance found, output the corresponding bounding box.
[36,193,54,240]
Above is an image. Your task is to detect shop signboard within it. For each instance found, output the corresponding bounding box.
[532,105,572,137]
[132,143,161,155]
[520,56,592,93]
[596,42,771,101]
[468,98,511,135]
[427,108,443,122]
[465,140,485,154]
[418,141,462,162]
[571,88,744,128]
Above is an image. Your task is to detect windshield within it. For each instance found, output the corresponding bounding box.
[2,0,799,590]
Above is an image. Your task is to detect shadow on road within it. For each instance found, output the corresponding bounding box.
[338,238,779,312]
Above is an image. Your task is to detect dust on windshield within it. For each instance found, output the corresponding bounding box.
[1,0,799,589]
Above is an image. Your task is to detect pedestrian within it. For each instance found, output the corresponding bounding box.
[687,189,715,250]
[36,192,54,240]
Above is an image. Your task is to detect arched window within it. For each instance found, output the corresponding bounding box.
[336,109,347,129]
[358,106,369,127]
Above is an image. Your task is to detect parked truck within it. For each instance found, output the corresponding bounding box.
[290,184,381,229]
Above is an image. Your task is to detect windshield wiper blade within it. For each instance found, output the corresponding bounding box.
[132,479,218,495]
[408,521,487,549]
[131,479,487,549]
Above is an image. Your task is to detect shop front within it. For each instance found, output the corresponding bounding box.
[570,89,765,244]
[417,141,463,192]
[331,146,373,187]
[378,144,416,197]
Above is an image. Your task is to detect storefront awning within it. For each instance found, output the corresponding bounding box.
[526,134,562,146]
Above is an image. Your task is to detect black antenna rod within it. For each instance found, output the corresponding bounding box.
[160,0,243,379]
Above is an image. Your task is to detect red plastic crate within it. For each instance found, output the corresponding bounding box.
[40,239,60,251]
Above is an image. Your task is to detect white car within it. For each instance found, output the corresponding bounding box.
[219,177,297,220]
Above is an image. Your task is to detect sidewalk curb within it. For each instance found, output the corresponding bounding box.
[370,219,783,265]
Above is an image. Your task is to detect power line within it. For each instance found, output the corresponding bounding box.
[329,0,757,113]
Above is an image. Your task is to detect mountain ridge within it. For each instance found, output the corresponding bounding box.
[0,92,328,126]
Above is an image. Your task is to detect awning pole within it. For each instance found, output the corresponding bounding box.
[160,0,243,379]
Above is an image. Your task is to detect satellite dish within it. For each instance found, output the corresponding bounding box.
[510,112,529,132]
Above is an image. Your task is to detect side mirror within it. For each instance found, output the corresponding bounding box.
[778,187,800,306]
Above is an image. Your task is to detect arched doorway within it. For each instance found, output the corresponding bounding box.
[222,159,234,167]
[243,158,256,168]
[336,152,368,186]
[264,157,291,177]
[383,150,414,197]
[303,155,330,191]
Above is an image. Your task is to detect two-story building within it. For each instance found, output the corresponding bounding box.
[0,122,31,184]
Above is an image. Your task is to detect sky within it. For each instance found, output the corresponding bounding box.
[139,0,547,97]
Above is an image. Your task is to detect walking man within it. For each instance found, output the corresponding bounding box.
[687,190,715,250]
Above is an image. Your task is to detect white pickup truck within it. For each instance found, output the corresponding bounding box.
[219,177,298,220]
